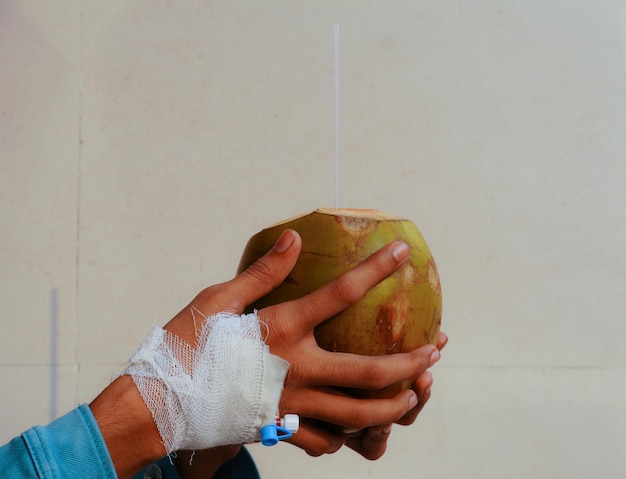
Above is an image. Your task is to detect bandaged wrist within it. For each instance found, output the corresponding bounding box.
[122,311,289,453]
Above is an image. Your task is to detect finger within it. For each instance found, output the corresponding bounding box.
[437,331,449,351]
[287,420,346,457]
[345,424,392,460]
[185,229,301,316]
[304,344,439,389]
[396,371,433,426]
[276,241,410,333]
[287,387,418,430]
[165,230,301,340]
[224,229,302,312]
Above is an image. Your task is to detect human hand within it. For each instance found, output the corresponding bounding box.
[92,228,442,479]
[344,331,448,460]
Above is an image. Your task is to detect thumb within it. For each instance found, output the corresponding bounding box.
[225,229,302,312]
[165,230,301,342]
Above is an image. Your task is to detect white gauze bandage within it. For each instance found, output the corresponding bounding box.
[122,311,289,453]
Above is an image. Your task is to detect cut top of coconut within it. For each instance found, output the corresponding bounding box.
[264,208,407,230]
[315,208,406,221]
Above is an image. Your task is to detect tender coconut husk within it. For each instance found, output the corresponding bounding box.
[237,208,442,398]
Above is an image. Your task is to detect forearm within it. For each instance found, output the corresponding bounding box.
[89,375,165,479]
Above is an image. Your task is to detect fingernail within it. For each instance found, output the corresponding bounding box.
[273,229,295,253]
[408,391,418,409]
[430,348,441,366]
[391,242,409,262]
[382,424,392,434]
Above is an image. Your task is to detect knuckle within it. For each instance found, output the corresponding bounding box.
[242,258,274,284]
[284,364,303,387]
[358,363,387,390]
[324,438,343,455]
[396,414,415,426]
[264,312,297,352]
[191,284,232,312]
[345,406,370,430]
[195,284,220,302]
[408,350,431,377]
[365,451,384,461]
[362,445,386,461]
[264,313,287,343]
[331,277,363,305]
[307,436,343,457]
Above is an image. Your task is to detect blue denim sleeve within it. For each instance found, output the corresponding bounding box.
[0,404,259,479]
[0,404,117,479]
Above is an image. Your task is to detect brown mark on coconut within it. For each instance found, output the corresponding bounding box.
[374,295,408,354]
[427,259,441,296]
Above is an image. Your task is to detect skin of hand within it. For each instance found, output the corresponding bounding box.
[175,446,242,479]
[344,331,448,460]
[90,229,444,478]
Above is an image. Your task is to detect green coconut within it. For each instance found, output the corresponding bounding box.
[237,208,442,398]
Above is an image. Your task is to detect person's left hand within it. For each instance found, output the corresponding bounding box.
[344,331,448,460]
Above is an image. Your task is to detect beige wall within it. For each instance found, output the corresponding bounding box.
[1,1,625,477]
